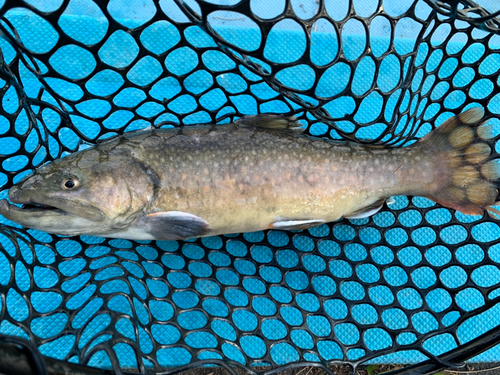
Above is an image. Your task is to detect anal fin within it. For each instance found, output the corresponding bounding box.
[271,219,325,231]
[141,211,210,240]
[344,198,385,219]
[235,114,304,133]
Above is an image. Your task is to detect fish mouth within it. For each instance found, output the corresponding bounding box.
[0,197,106,236]
[0,199,67,225]
[1,198,103,218]
[10,202,65,214]
[2,188,105,223]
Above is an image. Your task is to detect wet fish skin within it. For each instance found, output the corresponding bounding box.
[0,109,498,240]
[129,125,427,233]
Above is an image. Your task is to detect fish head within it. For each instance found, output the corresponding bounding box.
[0,145,155,236]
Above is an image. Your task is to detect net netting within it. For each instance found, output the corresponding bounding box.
[1,0,500,374]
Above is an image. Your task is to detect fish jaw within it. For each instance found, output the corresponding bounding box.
[8,184,106,221]
[0,199,107,236]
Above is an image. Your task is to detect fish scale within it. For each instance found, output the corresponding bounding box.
[134,125,413,231]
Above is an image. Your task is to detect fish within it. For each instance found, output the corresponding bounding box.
[0,108,499,241]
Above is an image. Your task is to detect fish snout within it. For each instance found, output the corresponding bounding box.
[8,185,19,201]
[0,199,9,215]
[8,185,30,205]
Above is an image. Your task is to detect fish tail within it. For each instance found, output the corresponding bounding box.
[419,107,500,218]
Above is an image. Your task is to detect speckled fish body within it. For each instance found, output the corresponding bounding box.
[114,124,428,235]
[1,110,499,240]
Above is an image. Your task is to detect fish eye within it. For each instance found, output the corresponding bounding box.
[62,178,78,190]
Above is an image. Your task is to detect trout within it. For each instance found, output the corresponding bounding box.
[0,108,499,240]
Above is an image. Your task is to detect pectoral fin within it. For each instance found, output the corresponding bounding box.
[271,219,325,230]
[344,198,385,219]
[141,211,210,240]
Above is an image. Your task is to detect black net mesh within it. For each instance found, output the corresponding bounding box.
[2,0,500,374]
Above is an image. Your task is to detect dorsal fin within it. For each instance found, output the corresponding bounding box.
[235,114,304,133]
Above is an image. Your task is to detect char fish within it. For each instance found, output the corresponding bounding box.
[0,108,499,240]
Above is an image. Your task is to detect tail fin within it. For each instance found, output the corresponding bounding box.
[419,107,500,217]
